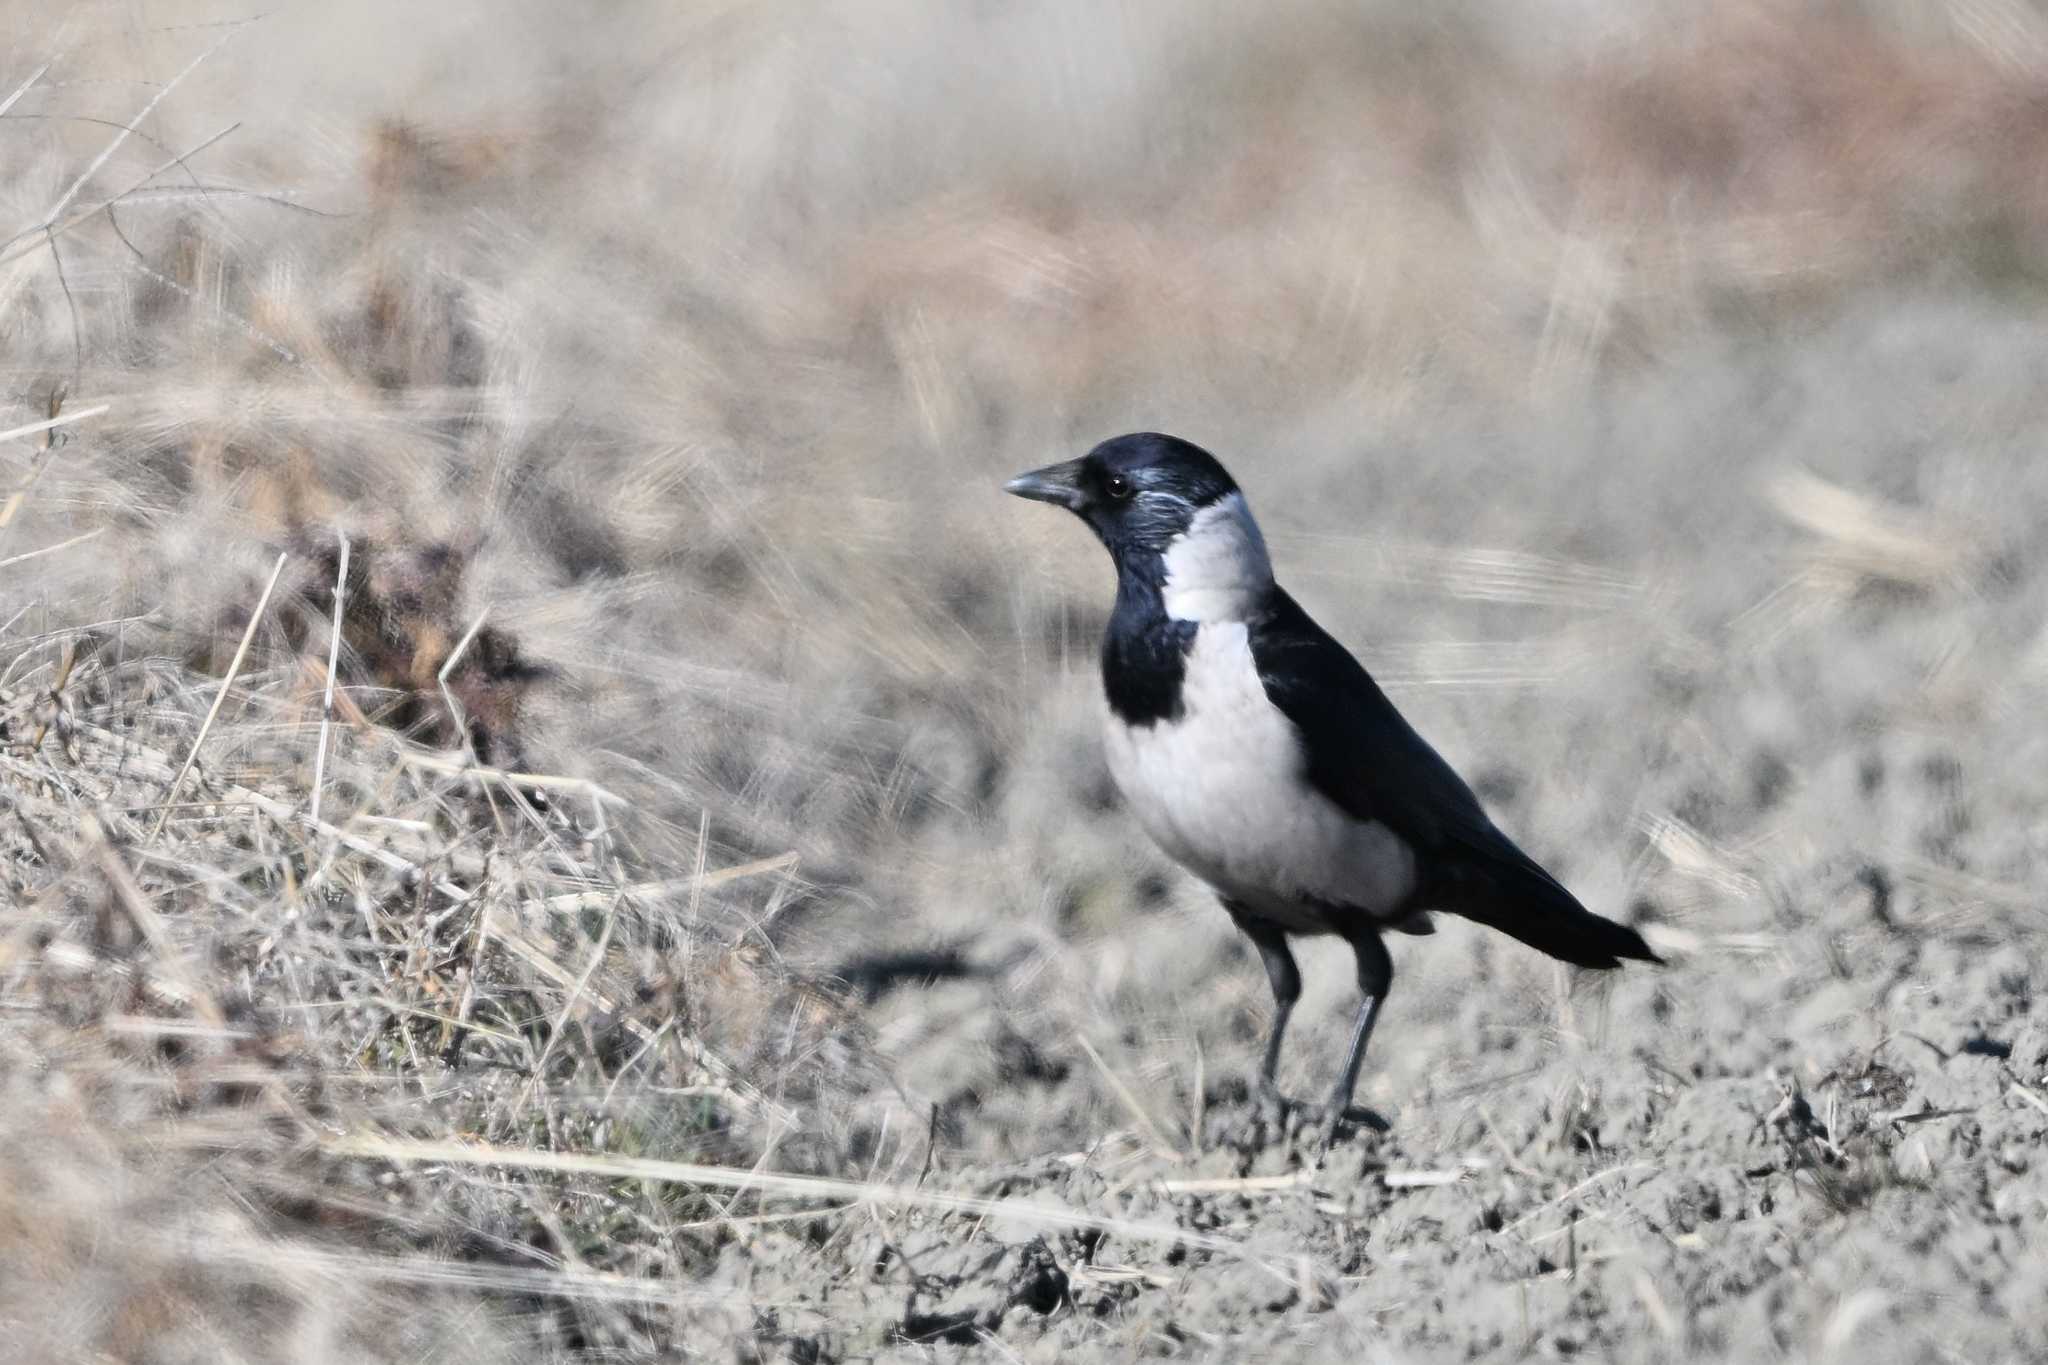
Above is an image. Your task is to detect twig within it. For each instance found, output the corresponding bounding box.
[24,636,84,752]
[918,1101,941,1186]
[1,121,244,268]
[83,814,226,1029]
[157,1236,736,1309]
[1382,1165,1485,1189]
[599,1017,672,1112]
[540,852,799,913]
[0,402,109,447]
[146,551,287,846]
[400,750,628,804]
[686,807,710,928]
[516,896,620,1117]
[310,534,349,826]
[102,1014,252,1041]
[0,61,49,122]
[477,908,786,1123]
[325,1134,1289,1280]
[0,525,103,571]
[1155,1172,1316,1195]
[445,899,492,1063]
[436,605,491,756]
[1075,1032,1186,1162]
[2010,1081,2048,1119]
[37,29,237,228]
[0,394,108,553]
[1501,1163,1657,1234]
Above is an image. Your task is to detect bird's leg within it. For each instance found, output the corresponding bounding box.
[1320,932,1393,1158]
[1226,905,1300,1124]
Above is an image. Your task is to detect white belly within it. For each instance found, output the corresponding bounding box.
[1102,622,1418,932]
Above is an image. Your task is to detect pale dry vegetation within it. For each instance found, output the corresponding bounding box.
[3,2,2047,1361]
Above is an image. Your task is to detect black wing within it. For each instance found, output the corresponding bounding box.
[1246,589,1498,860]
[1246,588,1658,967]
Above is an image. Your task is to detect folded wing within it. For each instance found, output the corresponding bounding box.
[1247,588,1659,967]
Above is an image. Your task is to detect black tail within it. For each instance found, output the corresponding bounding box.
[1443,840,1662,969]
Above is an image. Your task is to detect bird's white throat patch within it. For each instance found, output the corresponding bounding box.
[1160,492,1273,623]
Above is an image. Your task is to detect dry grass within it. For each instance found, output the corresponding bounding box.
[4,1,2048,1360]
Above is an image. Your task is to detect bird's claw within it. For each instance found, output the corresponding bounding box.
[1315,1111,1344,1163]
[1311,1099,1389,1162]
[1253,1077,1290,1130]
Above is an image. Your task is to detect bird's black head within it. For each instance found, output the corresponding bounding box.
[1003,433,1239,566]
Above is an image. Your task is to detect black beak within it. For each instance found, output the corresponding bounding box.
[1003,459,1087,510]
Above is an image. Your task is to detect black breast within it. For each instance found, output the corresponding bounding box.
[1101,574,1197,727]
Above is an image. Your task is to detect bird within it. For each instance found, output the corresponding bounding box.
[1004,432,1659,1152]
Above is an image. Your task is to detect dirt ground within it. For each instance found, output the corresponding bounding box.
[3,3,2046,1361]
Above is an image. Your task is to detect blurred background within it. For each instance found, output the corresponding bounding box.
[4,2,2046,1360]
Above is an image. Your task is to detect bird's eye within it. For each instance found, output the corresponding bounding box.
[1104,474,1134,501]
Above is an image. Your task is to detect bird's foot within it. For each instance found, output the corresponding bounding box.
[1253,1077,1290,1130]
[1312,1101,1390,1165]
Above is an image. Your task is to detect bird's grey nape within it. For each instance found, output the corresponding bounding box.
[1160,491,1274,624]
